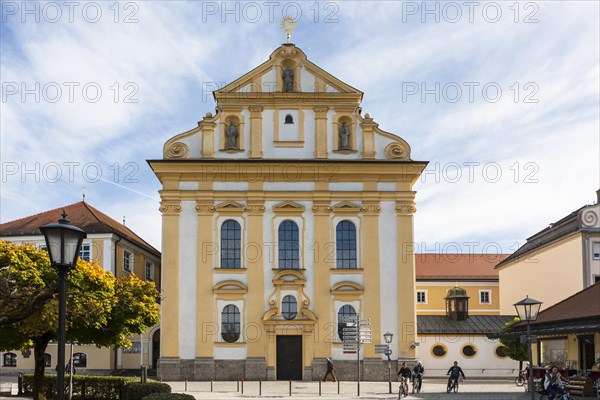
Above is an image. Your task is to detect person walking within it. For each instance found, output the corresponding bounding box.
[322,357,337,382]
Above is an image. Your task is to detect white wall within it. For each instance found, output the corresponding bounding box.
[179,201,198,359]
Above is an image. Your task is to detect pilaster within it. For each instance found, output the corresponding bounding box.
[195,199,215,358]
[312,201,332,357]
[314,106,329,159]
[361,201,381,358]
[396,200,417,360]
[249,106,264,158]
[159,200,181,358]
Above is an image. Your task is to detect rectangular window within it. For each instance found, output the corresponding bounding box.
[416,291,427,304]
[479,290,491,304]
[541,338,567,366]
[123,250,133,272]
[79,243,91,262]
[3,353,17,367]
[145,261,153,281]
[593,242,600,260]
[123,342,141,353]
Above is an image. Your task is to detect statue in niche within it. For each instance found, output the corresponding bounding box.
[226,121,238,149]
[339,122,350,150]
[283,68,294,92]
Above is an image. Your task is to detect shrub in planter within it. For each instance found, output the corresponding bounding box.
[122,382,171,400]
[142,393,195,400]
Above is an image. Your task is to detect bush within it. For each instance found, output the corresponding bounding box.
[122,383,171,400]
[21,374,139,400]
[142,394,195,400]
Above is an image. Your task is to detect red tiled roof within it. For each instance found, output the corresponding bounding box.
[532,282,600,325]
[0,202,159,257]
[415,253,509,280]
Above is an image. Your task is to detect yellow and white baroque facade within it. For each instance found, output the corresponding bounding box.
[149,44,427,381]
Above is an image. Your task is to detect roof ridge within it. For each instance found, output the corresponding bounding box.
[80,201,105,225]
[0,201,82,225]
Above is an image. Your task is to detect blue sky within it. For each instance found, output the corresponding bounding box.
[1,1,599,254]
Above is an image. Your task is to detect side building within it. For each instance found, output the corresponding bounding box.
[415,254,519,377]
[497,190,600,314]
[0,201,162,374]
[148,42,427,381]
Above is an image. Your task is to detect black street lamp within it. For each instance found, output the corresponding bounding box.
[513,295,542,400]
[383,332,393,394]
[40,211,86,400]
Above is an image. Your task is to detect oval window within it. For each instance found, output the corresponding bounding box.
[462,344,477,358]
[432,344,447,358]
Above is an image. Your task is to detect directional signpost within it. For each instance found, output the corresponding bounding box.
[342,318,371,396]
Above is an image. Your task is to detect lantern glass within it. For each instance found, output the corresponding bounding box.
[383,331,393,344]
[40,217,86,267]
[513,296,543,322]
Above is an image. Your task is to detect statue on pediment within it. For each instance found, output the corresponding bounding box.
[226,121,238,149]
[339,122,350,150]
[283,68,294,92]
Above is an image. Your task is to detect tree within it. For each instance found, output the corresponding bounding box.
[500,317,529,370]
[0,241,57,326]
[0,241,160,400]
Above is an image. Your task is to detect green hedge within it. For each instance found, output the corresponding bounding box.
[142,394,194,400]
[21,374,140,400]
[122,383,171,400]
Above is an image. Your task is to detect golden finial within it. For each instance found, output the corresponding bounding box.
[280,16,297,44]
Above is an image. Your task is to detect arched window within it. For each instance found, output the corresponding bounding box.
[336,221,357,268]
[337,305,357,341]
[221,220,241,268]
[3,352,17,367]
[221,305,241,343]
[73,352,87,368]
[282,295,297,320]
[284,114,294,124]
[278,220,300,269]
[44,353,51,367]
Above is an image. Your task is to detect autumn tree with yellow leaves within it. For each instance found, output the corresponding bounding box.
[0,241,160,400]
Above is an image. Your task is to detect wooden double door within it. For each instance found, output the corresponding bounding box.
[276,335,302,380]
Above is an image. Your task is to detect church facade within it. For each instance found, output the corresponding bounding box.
[149,43,427,381]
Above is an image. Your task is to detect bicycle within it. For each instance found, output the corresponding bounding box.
[447,376,459,393]
[537,381,572,400]
[412,373,422,394]
[516,370,527,387]
[398,377,409,398]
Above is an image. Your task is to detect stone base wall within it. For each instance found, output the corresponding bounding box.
[159,358,405,381]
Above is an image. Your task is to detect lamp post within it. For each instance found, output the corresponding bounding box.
[514,295,542,400]
[383,332,393,394]
[40,211,86,400]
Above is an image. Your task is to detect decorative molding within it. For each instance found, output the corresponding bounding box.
[332,149,358,155]
[331,281,364,295]
[395,202,417,215]
[195,202,214,216]
[213,280,248,295]
[219,148,246,153]
[248,105,264,113]
[165,142,189,159]
[273,200,305,215]
[159,202,181,216]
[384,142,408,160]
[579,204,599,228]
[361,202,381,215]
[246,203,266,215]
[332,201,362,215]
[213,200,246,215]
[311,203,332,215]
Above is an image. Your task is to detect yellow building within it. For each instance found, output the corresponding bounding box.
[0,201,161,373]
[414,254,519,377]
[497,190,600,315]
[148,43,427,381]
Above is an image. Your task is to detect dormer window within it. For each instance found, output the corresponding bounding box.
[284,114,294,124]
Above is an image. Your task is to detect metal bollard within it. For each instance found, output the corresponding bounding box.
[184,377,187,392]
[210,379,213,392]
[319,380,321,396]
[289,379,292,396]
[337,380,340,394]
[259,380,262,396]
[237,379,240,392]
[241,379,244,394]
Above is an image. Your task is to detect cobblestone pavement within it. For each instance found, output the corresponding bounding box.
[1,378,590,400]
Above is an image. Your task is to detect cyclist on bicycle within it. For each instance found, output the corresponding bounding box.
[412,360,424,388]
[397,362,411,393]
[447,361,466,387]
[544,365,567,400]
